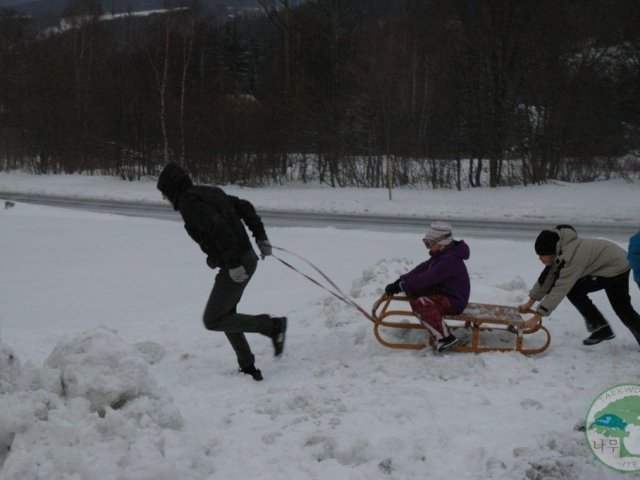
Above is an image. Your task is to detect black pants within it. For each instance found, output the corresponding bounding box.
[567,270,640,344]
[202,249,273,369]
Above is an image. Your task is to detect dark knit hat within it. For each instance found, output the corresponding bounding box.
[157,163,192,210]
[535,230,559,256]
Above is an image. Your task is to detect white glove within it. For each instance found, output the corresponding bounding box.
[229,265,249,283]
[258,239,272,260]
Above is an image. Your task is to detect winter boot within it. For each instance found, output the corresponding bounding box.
[271,317,287,357]
[582,325,615,345]
[239,365,263,381]
[436,334,459,352]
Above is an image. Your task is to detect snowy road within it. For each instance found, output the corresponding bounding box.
[1,191,637,240]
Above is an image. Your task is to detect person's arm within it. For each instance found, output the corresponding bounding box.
[535,260,583,316]
[229,195,273,259]
[400,259,452,297]
[519,269,550,328]
[229,195,267,242]
[528,266,554,302]
[385,260,430,296]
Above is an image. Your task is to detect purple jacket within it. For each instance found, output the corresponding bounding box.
[399,240,471,313]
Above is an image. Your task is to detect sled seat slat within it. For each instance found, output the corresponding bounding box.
[448,302,524,327]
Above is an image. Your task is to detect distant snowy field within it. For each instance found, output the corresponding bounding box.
[0,171,638,225]
[0,173,639,479]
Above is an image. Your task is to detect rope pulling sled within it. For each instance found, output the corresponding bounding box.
[273,247,551,354]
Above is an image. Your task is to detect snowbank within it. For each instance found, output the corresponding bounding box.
[0,329,202,480]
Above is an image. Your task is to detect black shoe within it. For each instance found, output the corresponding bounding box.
[271,317,287,357]
[239,365,263,381]
[583,326,615,345]
[436,334,459,352]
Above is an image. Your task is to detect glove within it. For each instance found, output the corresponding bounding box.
[229,265,249,283]
[385,280,402,296]
[258,239,272,260]
[518,298,535,314]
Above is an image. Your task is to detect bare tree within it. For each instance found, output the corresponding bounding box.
[145,16,172,164]
[258,0,292,95]
[175,7,201,165]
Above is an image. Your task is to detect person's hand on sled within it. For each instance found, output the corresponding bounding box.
[523,312,542,330]
[385,280,402,296]
[518,297,535,314]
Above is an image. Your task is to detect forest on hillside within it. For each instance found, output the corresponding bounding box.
[0,0,639,188]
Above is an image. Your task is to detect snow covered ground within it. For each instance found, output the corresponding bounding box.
[0,173,639,479]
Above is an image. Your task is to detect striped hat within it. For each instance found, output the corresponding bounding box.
[424,221,453,246]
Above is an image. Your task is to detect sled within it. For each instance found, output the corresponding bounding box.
[370,294,551,354]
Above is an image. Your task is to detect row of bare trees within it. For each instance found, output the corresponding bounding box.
[0,0,638,188]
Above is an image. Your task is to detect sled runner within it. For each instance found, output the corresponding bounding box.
[371,294,551,354]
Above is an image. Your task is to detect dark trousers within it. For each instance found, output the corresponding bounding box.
[567,270,640,344]
[203,249,273,369]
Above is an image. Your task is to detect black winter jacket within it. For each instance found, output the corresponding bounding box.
[177,185,267,269]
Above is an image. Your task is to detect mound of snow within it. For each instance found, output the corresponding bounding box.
[0,328,203,479]
[350,257,414,299]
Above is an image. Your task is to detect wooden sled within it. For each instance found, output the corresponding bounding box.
[371,294,551,354]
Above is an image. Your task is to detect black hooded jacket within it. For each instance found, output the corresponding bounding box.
[157,163,267,269]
